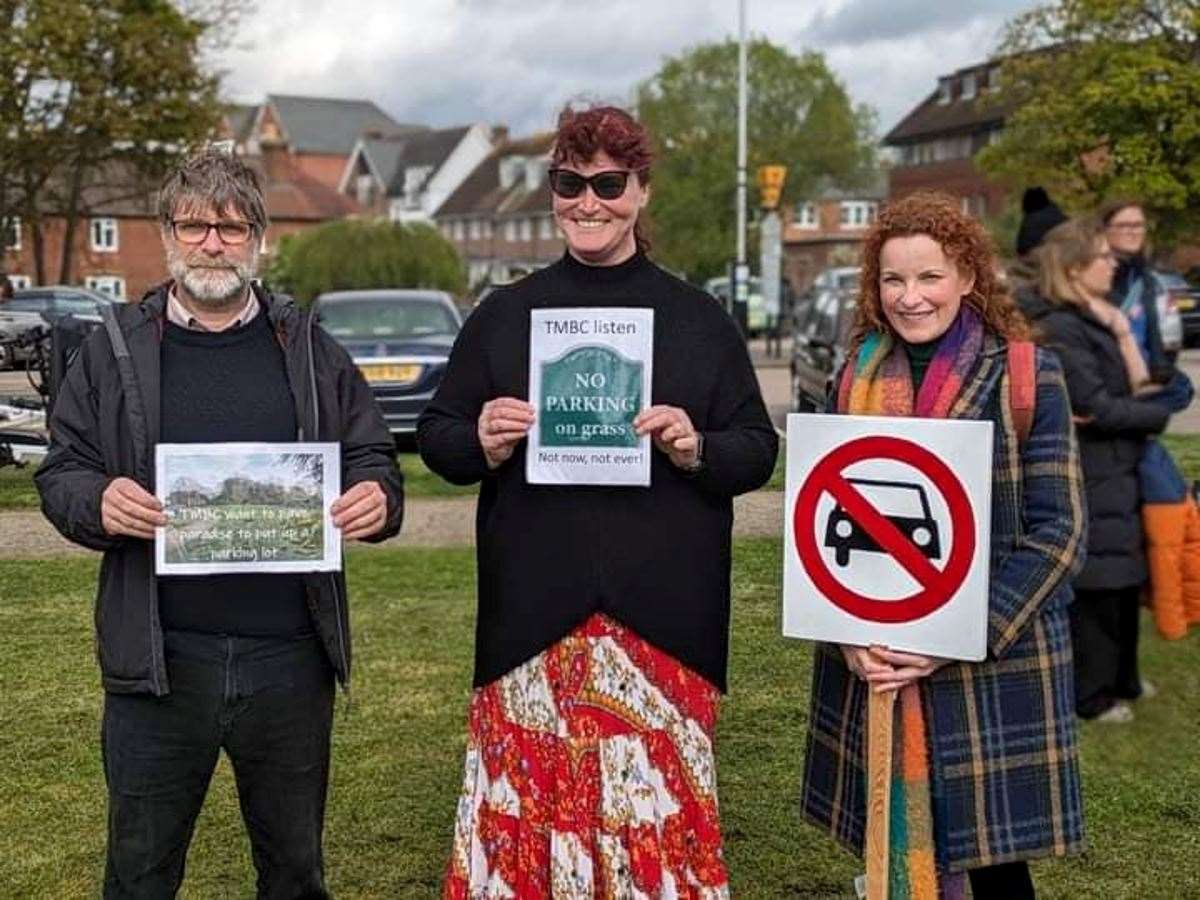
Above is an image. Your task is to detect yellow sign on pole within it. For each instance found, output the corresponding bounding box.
[757,165,788,210]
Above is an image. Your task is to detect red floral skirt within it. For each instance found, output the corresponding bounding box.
[443,614,730,898]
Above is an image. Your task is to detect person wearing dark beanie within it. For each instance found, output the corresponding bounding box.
[1016,186,1069,257]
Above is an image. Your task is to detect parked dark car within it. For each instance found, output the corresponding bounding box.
[791,283,857,413]
[313,289,462,437]
[6,286,114,325]
[1161,270,1200,348]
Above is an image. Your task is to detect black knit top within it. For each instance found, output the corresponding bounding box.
[417,251,778,690]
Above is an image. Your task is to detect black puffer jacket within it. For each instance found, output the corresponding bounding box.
[35,283,404,695]
[1019,290,1168,589]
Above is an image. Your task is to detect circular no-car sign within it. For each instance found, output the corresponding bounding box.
[793,435,975,623]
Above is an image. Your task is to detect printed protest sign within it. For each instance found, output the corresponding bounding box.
[527,307,653,486]
[782,414,993,661]
[156,442,341,575]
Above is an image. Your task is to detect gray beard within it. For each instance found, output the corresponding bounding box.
[166,246,258,308]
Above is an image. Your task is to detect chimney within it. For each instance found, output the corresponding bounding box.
[492,124,509,145]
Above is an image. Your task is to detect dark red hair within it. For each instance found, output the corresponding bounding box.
[552,104,654,252]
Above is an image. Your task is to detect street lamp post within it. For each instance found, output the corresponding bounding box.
[732,0,749,338]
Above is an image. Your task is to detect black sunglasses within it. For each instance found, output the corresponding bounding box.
[548,168,632,200]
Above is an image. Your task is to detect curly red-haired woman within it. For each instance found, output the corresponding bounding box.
[799,193,1087,900]
[419,104,777,897]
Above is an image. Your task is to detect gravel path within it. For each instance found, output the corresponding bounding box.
[0,491,787,559]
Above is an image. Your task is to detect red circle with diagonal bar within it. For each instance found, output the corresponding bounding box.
[793,435,975,623]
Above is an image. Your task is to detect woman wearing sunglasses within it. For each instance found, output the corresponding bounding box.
[419,104,777,896]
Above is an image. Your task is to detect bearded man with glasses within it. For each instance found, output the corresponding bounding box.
[35,148,404,898]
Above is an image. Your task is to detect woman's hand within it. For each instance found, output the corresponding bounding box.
[634,405,701,470]
[867,647,951,693]
[839,644,949,694]
[478,397,535,469]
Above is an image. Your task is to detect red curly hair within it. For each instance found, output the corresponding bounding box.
[853,191,1029,342]
[552,104,654,252]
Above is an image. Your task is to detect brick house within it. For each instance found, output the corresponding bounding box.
[337,123,497,223]
[783,173,887,294]
[883,61,1013,220]
[1,158,359,302]
[1,94,421,300]
[434,133,563,289]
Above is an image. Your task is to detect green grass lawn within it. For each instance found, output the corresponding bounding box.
[0,452,474,511]
[1,541,1197,897]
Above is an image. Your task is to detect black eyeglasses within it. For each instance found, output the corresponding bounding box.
[548,168,632,200]
[171,219,256,246]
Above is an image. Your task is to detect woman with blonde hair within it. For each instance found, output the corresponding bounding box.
[800,192,1086,899]
[1018,216,1171,722]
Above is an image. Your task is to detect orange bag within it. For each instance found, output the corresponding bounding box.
[1143,500,1190,640]
[1182,498,1200,627]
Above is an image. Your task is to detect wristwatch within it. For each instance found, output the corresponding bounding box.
[681,432,705,474]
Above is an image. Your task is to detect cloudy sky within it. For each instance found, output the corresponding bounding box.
[215,0,1039,141]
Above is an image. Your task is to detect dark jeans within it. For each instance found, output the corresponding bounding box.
[102,630,335,899]
[1071,586,1143,718]
[969,860,1034,899]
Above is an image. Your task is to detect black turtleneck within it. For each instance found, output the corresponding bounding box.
[903,336,942,393]
[417,251,778,690]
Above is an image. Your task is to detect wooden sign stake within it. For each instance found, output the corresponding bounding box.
[866,689,897,900]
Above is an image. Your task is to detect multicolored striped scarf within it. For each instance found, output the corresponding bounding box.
[836,305,984,900]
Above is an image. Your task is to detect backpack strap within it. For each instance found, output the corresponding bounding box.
[98,302,152,486]
[1006,340,1036,447]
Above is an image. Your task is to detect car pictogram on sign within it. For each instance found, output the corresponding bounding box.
[823,478,942,567]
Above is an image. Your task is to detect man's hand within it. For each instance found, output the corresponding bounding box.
[634,405,700,470]
[331,481,388,540]
[477,397,534,470]
[101,477,167,539]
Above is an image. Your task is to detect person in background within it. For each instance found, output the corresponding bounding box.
[0,273,13,301]
[801,192,1086,900]
[419,104,777,897]
[1101,200,1173,381]
[1018,216,1170,723]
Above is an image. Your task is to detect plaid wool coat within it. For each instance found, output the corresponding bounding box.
[800,336,1088,873]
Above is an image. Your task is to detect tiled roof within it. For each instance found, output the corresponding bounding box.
[266,94,425,156]
[803,172,888,202]
[437,132,555,218]
[350,126,476,199]
[222,103,258,144]
[884,63,1014,145]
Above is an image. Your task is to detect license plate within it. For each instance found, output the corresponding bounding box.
[358,363,422,385]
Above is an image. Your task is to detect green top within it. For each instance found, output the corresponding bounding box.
[903,337,941,393]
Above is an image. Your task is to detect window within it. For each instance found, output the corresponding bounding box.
[519,218,533,242]
[468,219,481,240]
[937,78,952,105]
[961,72,977,101]
[85,275,125,299]
[453,220,465,241]
[481,220,493,239]
[90,218,119,252]
[7,274,31,289]
[3,216,20,251]
[795,203,819,229]
[538,216,554,240]
[987,66,1002,92]
[504,219,517,242]
[839,202,877,228]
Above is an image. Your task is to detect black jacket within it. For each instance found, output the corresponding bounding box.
[35,283,404,694]
[1019,290,1167,589]
[418,252,778,690]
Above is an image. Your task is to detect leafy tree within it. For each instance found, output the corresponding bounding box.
[978,0,1200,246]
[636,38,877,283]
[0,0,224,282]
[265,219,467,304]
